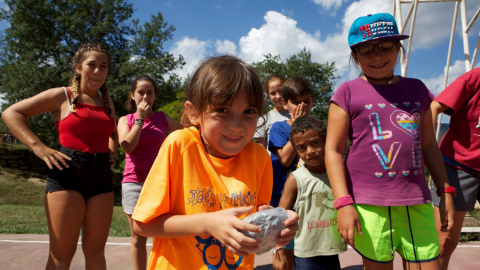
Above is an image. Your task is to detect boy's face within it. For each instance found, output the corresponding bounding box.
[292,129,326,172]
[282,93,313,116]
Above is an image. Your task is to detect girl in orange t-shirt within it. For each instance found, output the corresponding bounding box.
[132,55,299,270]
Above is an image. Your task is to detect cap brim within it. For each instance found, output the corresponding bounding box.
[350,34,410,49]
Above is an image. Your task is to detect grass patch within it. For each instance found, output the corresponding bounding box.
[459,232,480,242]
[0,168,130,237]
[0,205,48,234]
[459,209,480,242]
[470,209,480,221]
[0,205,130,236]
[0,178,45,206]
[110,207,131,237]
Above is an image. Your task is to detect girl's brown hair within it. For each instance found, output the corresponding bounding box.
[182,55,264,127]
[265,74,286,94]
[126,75,158,112]
[70,43,113,116]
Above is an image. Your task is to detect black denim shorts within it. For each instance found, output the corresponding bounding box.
[46,146,113,199]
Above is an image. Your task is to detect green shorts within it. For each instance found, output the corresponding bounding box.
[353,203,439,263]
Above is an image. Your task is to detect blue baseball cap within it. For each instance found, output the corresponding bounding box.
[348,13,409,49]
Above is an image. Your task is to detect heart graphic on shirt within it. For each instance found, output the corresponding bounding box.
[390,110,421,138]
[365,104,373,109]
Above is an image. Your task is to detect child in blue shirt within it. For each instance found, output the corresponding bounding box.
[268,77,314,270]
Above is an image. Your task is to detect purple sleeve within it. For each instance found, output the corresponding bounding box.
[330,81,352,115]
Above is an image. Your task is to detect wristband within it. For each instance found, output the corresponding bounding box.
[134,119,144,127]
[436,186,456,197]
[272,246,284,254]
[333,195,354,210]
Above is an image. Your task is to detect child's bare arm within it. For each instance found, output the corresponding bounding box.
[430,101,450,131]
[273,174,298,269]
[272,142,297,167]
[278,175,298,211]
[422,107,455,231]
[2,88,72,170]
[133,206,263,256]
[325,103,362,247]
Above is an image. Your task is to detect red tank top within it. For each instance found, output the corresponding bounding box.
[55,88,115,153]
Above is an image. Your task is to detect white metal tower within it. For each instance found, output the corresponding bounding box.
[393,0,480,137]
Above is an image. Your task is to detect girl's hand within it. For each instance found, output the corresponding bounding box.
[136,100,150,120]
[32,144,71,170]
[108,150,116,167]
[439,193,456,232]
[337,205,362,248]
[205,206,262,257]
[276,210,299,247]
[257,204,273,211]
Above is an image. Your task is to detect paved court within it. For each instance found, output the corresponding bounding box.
[1,234,479,269]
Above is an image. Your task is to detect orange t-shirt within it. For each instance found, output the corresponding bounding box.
[132,126,273,270]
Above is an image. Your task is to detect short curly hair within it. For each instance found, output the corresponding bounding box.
[289,115,326,147]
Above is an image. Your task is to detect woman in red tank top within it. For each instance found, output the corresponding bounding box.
[2,43,118,269]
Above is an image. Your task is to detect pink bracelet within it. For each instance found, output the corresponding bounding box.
[333,195,354,210]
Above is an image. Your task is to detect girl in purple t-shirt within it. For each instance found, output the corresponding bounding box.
[117,75,178,270]
[325,13,455,269]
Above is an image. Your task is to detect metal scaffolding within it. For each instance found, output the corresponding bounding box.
[392,0,480,138]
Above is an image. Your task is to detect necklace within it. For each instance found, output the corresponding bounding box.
[364,74,396,85]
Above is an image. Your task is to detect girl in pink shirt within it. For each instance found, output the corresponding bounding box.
[118,75,178,270]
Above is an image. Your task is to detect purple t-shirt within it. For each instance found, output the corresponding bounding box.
[122,111,168,183]
[331,77,434,206]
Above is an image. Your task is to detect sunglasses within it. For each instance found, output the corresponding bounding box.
[355,40,397,55]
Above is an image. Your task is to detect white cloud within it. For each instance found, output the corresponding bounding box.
[215,40,237,55]
[165,0,477,88]
[170,37,209,79]
[236,10,349,72]
[312,0,347,12]
[236,1,396,84]
[401,2,455,50]
[238,11,313,63]
[423,60,473,96]
[390,1,479,51]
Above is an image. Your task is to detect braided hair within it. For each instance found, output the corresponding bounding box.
[70,43,113,116]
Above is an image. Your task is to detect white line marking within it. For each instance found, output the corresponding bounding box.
[0,240,153,246]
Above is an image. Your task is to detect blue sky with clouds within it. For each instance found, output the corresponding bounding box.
[1,0,479,98]
[133,0,479,97]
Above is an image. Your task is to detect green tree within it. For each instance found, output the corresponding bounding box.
[253,49,337,122]
[0,0,184,147]
[112,12,185,117]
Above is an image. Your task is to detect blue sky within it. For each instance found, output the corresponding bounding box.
[1,0,479,98]
[130,0,480,97]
